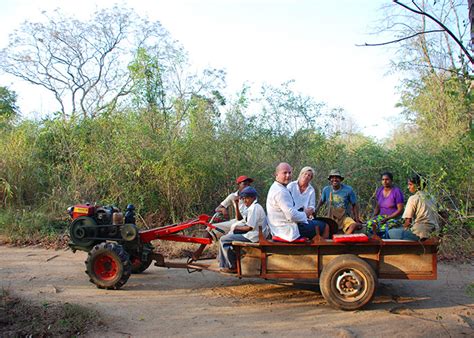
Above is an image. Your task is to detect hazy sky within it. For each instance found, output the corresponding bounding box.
[0,0,403,139]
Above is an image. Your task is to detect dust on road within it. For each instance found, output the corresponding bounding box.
[0,245,472,337]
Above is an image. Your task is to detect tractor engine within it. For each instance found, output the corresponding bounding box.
[68,203,139,251]
[68,202,155,277]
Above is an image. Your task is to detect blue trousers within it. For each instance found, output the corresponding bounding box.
[298,219,327,239]
[218,233,250,269]
[387,228,420,240]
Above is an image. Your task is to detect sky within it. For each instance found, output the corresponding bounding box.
[0,0,403,139]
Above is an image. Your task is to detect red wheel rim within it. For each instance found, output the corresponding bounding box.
[93,253,119,281]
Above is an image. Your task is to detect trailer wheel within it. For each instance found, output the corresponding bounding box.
[130,244,154,274]
[320,254,377,311]
[86,242,131,289]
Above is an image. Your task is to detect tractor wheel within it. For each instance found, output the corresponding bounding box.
[320,254,377,311]
[86,242,131,289]
[130,244,154,274]
[70,216,98,247]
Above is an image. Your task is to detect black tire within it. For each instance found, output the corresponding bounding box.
[130,244,154,274]
[70,216,98,247]
[320,254,377,311]
[85,242,131,289]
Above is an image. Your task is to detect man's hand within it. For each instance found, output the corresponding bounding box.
[304,208,314,218]
[218,207,228,218]
[403,218,412,230]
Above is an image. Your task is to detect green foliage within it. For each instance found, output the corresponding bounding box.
[398,72,472,144]
[467,283,474,298]
[0,86,19,126]
[0,208,67,244]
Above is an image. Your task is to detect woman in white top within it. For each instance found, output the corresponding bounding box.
[287,166,317,215]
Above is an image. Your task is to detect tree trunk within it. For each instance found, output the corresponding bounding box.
[470,0,474,51]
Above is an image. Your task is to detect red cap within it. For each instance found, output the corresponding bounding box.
[236,175,254,184]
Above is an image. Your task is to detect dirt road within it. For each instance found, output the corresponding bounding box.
[0,245,472,337]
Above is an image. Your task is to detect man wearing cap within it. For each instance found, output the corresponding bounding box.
[218,186,269,273]
[209,175,253,240]
[315,169,362,234]
[266,162,329,242]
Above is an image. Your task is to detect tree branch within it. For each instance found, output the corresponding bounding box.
[356,29,445,46]
[393,0,474,64]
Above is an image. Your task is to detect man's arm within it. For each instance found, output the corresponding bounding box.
[215,205,228,217]
[232,225,252,233]
[234,198,243,220]
[278,190,307,223]
[402,195,416,229]
[215,192,237,218]
[349,188,361,222]
[351,203,361,223]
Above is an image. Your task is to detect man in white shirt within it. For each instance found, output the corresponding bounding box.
[266,163,329,241]
[209,175,253,240]
[218,186,268,273]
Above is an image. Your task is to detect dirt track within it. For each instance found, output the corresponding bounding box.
[0,245,472,337]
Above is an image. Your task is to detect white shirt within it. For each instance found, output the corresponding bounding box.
[220,191,248,217]
[231,200,269,242]
[266,181,308,241]
[287,181,316,211]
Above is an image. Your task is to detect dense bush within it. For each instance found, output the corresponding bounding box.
[0,97,472,259]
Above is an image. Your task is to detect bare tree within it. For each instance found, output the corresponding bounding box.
[360,1,472,69]
[0,6,176,119]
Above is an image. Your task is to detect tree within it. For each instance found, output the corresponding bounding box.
[470,0,474,49]
[359,1,471,77]
[128,46,225,143]
[398,71,472,144]
[392,0,473,65]
[0,6,177,119]
[0,86,19,125]
[363,1,472,142]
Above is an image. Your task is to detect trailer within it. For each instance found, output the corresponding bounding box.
[68,203,438,311]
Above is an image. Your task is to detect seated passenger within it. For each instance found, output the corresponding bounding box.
[366,172,404,238]
[287,166,317,216]
[209,175,253,240]
[388,174,439,240]
[315,169,363,234]
[218,186,269,273]
[266,162,329,241]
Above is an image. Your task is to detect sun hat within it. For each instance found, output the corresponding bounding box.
[327,169,344,180]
